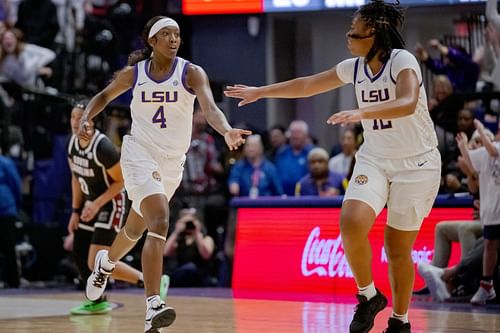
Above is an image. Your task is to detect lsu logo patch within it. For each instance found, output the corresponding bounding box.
[152,171,162,182]
[354,174,368,185]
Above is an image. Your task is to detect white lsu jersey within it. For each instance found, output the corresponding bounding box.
[130,57,196,157]
[336,49,438,159]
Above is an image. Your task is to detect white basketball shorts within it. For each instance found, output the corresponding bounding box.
[344,148,441,231]
[121,135,185,216]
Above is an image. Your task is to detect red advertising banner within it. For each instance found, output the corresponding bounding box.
[182,0,263,15]
[232,207,473,296]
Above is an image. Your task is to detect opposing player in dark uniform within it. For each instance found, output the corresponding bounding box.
[67,101,168,315]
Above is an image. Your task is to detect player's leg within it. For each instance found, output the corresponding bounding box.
[384,148,441,332]
[71,227,113,315]
[88,229,143,285]
[471,228,499,305]
[341,156,389,333]
[85,209,170,302]
[107,209,147,263]
[341,200,377,288]
[139,193,176,332]
[86,207,147,300]
[384,224,418,331]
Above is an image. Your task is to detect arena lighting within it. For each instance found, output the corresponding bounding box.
[182,0,263,15]
[182,0,486,15]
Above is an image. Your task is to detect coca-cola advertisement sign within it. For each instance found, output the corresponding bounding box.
[232,207,472,296]
[301,227,352,279]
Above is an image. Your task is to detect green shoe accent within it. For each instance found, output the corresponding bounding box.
[160,274,170,301]
[70,299,112,315]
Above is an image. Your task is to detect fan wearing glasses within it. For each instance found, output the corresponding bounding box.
[225,1,441,333]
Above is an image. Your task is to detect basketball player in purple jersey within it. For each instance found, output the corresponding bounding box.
[225,1,440,332]
[79,16,251,332]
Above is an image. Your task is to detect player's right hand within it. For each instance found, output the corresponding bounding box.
[67,213,79,233]
[224,84,260,107]
[77,118,93,141]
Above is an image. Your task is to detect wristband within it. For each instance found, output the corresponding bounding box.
[72,207,82,213]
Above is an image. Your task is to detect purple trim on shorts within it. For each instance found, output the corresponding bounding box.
[182,61,196,95]
[145,57,179,83]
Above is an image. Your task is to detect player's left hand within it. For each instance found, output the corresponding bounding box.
[81,200,100,222]
[224,128,252,151]
[327,110,362,126]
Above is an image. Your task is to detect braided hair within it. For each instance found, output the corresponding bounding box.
[127,16,167,66]
[355,0,405,64]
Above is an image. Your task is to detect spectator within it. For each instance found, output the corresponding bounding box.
[266,124,287,162]
[296,147,344,197]
[328,127,357,177]
[457,119,500,305]
[418,237,486,302]
[415,39,479,92]
[0,150,22,288]
[52,0,85,53]
[428,75,464,137]
[181,107,224,216]
[163,208,215,287]
[416,127,490,298]
[442,108,476,194]
[228,134,283,198]
[473,23,500,91]
[0,28,55,87]
[15,0,58,49]
[274,120,314,195]
[485,0,500,90]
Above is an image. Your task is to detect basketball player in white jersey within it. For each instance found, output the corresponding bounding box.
[78,16,251,333]
[225,1,440,332]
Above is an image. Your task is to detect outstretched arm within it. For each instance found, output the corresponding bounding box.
[474,119,499,158]
[327,68,420,125]
[456,132,476,175]
[224,66,345,107]
[187,64,252,150]
[79,67,134,140]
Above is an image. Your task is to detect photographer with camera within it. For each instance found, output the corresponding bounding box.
[163,209,215,287]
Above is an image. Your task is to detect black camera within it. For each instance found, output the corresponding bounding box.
[185,220,195,230]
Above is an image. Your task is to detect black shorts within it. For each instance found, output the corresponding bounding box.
[483,224,500,240]
[78,205,125,246]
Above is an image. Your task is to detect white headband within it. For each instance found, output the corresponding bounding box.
[148,18,179,38]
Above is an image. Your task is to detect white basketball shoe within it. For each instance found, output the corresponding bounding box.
[86,250,114,301]
[144,296,176,333]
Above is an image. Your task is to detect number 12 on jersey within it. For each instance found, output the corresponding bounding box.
[372,119,392,130]
[152,106,167,128]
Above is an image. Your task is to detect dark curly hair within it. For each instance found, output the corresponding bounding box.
[355,0,406,64]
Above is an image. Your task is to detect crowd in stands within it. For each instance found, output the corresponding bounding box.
[0,0,499,305]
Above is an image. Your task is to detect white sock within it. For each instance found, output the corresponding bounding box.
[146,295,162,308]
[392,312,409,324]
[358,281,377,300]
[100,252,116,272]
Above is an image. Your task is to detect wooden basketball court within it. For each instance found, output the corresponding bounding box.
[0,289,499,332]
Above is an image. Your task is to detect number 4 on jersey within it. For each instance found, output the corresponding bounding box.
[152,106,167,128]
